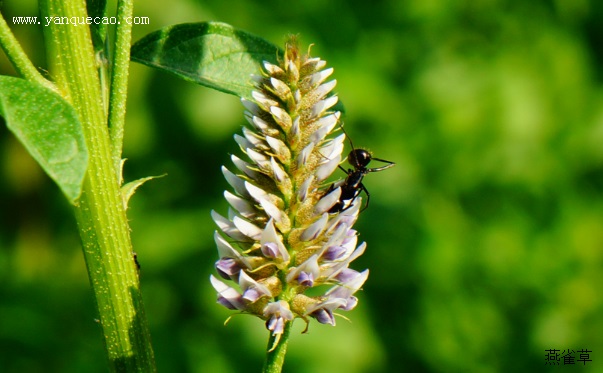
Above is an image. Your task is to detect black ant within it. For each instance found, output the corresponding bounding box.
[327,126,395,213]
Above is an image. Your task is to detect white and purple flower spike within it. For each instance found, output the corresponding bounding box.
[210,37,373,338]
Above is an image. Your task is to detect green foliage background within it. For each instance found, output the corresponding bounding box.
[1,0,603,372]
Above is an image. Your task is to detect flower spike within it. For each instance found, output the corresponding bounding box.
[211,36,369,336]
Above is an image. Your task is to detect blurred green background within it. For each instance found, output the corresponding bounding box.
[1,0,603,372]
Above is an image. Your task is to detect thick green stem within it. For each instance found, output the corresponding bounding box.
[262,322,292,373]
[39,0,155,371]
[0,12,55,91]
[108,0,134,175]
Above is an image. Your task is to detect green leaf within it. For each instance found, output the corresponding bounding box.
[131,21,281,100]
[132,21,345,113]
[121,174,165,210]
[0,76,88,203]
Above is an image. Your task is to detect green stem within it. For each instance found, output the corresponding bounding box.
[108,0,134,176]
[0,12,55,91]
[262,322,292,373]
[39,0,155,371]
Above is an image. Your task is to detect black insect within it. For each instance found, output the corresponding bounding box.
[133,251,141,271]
[328,127,395,213]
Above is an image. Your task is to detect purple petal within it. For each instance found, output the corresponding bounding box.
[215,258,240,279]
[266,316,285,334]
[214,231,251,269]
[263,300,294,319]
[263,301,294,334]
[335,268,361,283]
[260,219,290,262]
[311,309,336,325]
[243,288,262,302]
[322,245,347,261]
[286,255,320,284]
[217,296,239,310]
[323,242,367,280]
[239,271,272,300]
[298,271,314,287]
[210,275,246,310]
[327,269,369,300]
[341,296,358,311]
[261,242,280,258]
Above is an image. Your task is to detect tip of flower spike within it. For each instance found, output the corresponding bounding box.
[263,61,284,76]
[285,34,299,53]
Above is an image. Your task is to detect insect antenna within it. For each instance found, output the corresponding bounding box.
[338,122,356,151]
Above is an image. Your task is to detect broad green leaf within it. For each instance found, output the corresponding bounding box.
[131,21,281,100]
[131,21,345,112]
[0,76,88,203]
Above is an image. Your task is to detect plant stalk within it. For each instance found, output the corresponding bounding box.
[108,0,134,175]
[39,0,155,371]
[262,321,292,373]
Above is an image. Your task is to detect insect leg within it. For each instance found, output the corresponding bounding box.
[340,184,365,213]
[367,158,395,172]
[359,183,370,212]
